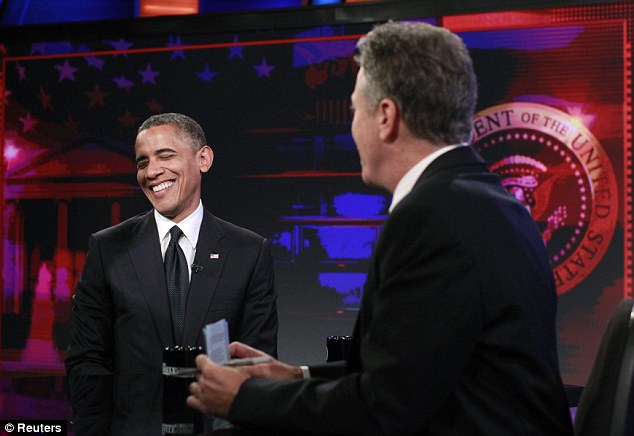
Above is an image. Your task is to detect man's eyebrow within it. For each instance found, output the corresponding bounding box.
[135,147,177,163]
[155,147,177,154]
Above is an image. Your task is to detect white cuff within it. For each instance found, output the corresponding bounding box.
[299,365,311,379]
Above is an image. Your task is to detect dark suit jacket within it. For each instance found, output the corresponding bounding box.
[229,147,573,435]
[65,209,278,434]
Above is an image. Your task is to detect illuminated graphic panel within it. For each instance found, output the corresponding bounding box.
[0,4,631,392]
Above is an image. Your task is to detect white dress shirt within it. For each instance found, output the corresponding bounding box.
[154,200,204,280]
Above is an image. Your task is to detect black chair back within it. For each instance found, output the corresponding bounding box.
[574,297,634,436]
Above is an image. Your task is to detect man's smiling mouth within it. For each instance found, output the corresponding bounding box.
[152,181,174,193]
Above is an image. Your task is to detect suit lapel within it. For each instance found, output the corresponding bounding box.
[128,213,175,347]
[182,211,228,345]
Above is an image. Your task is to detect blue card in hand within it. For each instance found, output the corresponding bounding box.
[203,319,230,364]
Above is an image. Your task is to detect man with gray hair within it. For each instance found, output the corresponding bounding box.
[187,22,573,435]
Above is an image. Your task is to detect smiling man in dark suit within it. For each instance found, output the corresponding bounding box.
[65,112,278,434]
[186,22,574,435]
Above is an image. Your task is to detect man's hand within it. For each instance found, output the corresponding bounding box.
[187,343,305,417]
[230,341,303,380]
[186,355,248,417]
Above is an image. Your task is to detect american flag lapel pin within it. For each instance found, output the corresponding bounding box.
[210,253,220,259]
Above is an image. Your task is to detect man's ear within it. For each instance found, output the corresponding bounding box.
[199,145,214,174]
[377,97,399,143]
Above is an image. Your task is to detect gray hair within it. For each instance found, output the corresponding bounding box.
[138,113,207,151]
[355,21,477,145]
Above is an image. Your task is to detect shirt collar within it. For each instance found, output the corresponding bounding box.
[154,200,204,247]
[389,144,466,213]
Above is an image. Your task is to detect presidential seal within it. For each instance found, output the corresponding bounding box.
[472,102,618,295]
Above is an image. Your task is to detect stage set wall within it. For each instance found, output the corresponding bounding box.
[0,0,632,423]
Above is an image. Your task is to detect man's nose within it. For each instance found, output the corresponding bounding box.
[145,159,164,178]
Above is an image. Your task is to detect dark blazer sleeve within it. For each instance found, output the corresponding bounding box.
[234,237,278,357]
[64,233,115,436]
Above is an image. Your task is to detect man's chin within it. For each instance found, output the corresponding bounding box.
[360,173,377,188]
[150,201,177,219]
[156,209,177,219]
